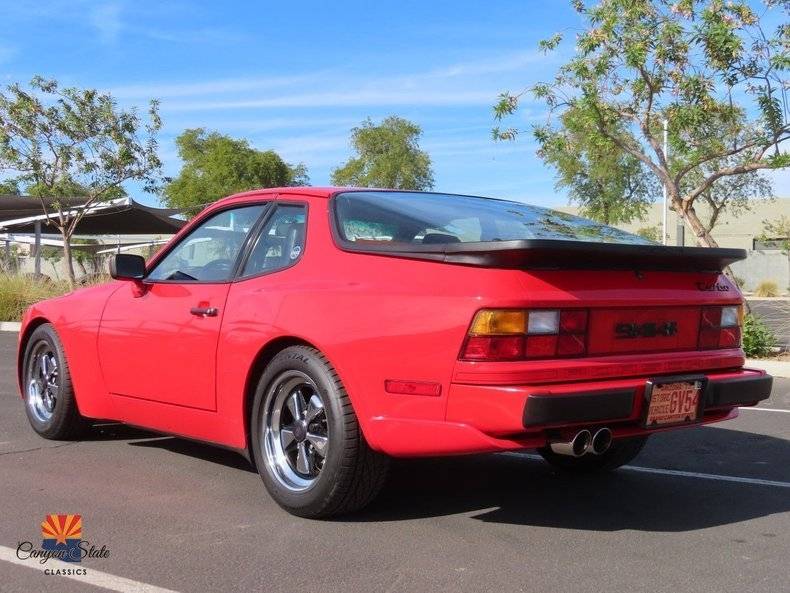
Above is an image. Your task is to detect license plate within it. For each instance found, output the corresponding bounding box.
[644,379,703,428]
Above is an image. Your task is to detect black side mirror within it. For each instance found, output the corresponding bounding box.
[109,254,146,281]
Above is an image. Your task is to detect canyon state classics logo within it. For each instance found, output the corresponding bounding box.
[41,514,83,563]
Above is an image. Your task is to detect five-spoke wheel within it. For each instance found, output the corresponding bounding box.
[251,345,389,518]
[26,343,59,423]
[263,371,329,490]
[22,323,87,439]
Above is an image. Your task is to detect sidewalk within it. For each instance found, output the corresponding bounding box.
[746,359,790,379]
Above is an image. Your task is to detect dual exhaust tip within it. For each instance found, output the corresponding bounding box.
[549,427,612,457]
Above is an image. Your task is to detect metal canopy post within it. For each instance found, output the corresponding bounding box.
[34,220,41,275]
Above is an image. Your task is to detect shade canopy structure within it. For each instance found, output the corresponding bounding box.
[0,196,186,234]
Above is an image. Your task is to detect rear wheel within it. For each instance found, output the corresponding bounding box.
[250,346,389,518]
[22,324,88,439]
[537,435,649,473]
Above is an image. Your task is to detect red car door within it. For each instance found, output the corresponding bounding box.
[98,203,267,411]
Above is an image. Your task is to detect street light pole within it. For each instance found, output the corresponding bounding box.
[662,117,668,245]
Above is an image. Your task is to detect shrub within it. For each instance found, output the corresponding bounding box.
[741,313,777,358]
[733,276,745,289]
[0,274,72,321]
[754,280,780,297]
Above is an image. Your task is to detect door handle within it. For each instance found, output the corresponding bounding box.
[190,306,219,317]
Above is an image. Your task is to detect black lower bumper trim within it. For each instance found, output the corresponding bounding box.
[705,374,773,408]
[522,388,635,427]
[521,373,773,428]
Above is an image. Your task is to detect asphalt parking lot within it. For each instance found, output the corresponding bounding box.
[0,331,788,593]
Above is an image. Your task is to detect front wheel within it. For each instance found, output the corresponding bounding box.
[250,346,389,518]
[22,324,88,439]
[537,435,649,473]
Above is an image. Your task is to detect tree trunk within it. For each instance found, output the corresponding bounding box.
[61,230,76,288]
[677,202,720,248]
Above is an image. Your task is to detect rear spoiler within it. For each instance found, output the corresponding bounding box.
[343,240,747,272]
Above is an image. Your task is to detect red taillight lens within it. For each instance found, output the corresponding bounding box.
[560,310,588,333]
[462,309,587,361]
[462,335,525,360]
[699,305,743,350]
[525,334,558,357]
[557,332,586,356]
[719,326,741,348]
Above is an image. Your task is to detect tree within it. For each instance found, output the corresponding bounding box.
[0,178,19,195]
[494,0,789,248]
[534,106,658,224]
[760,214,790,251]
[0,76,162,286]
[682,153,772,234]
[163,128,308,216]
[24,178,127,200]
[331,116,434,190]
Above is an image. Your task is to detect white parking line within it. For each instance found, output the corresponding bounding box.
[739,407,790,413]
[504,453,790,489]
[0,545,181,593]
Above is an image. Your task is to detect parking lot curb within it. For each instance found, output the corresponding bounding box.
[0,322,21,332]
[746,359,790,379]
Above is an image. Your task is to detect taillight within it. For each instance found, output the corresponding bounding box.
[461,309,588,361]
[699,305,743,350]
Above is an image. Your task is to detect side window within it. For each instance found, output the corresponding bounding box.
[242,205,306,277]
[147,204,266,282]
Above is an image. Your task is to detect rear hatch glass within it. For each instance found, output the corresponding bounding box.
[334,191,653,246]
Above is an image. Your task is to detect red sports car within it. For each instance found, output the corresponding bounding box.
[18,188,772,517]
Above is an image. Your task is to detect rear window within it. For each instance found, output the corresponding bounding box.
[334,191,653,246]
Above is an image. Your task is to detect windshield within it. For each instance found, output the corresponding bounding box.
[334,191,653,246]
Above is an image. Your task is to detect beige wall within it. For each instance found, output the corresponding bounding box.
[555,197,790,249]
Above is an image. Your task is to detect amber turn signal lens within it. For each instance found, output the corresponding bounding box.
[469,310,526,335]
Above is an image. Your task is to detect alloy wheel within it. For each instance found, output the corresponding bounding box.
[262,371,329,491]
[26,341,59,424]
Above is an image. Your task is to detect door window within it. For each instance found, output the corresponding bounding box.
[147,204,266,282]
[241,205,306,277]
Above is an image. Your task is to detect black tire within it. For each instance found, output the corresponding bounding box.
[250,345,389,518]
[22,324,89,440]
[537,435,649,473]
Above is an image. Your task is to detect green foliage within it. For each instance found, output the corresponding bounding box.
[0,178,19,195]
[636,225,661,242]
[682,152,773,233]
[163,128,308,216]
[25,178,126,200]
[535,105,658,224]
[331,116,434,190]
[0,76,162,285]
[760,215,790,253]
[754,280,780,298]
[0,274,72,321]
[741,313,777,358]
[495,0,789,247]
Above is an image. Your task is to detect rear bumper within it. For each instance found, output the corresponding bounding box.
[366,368,771,457]
[522,372,772,427]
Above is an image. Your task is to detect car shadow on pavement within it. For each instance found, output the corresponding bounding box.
[121,425,790,532]
[351,426,790,531]
[128,434,256,472]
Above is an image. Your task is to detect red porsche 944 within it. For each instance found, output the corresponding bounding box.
[17,188,772,517]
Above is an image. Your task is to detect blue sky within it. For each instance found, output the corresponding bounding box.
[1,0,787,208]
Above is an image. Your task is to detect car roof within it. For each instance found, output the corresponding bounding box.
[221,187,346,203]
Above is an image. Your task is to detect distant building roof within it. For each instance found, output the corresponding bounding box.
[0,196,185,235]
